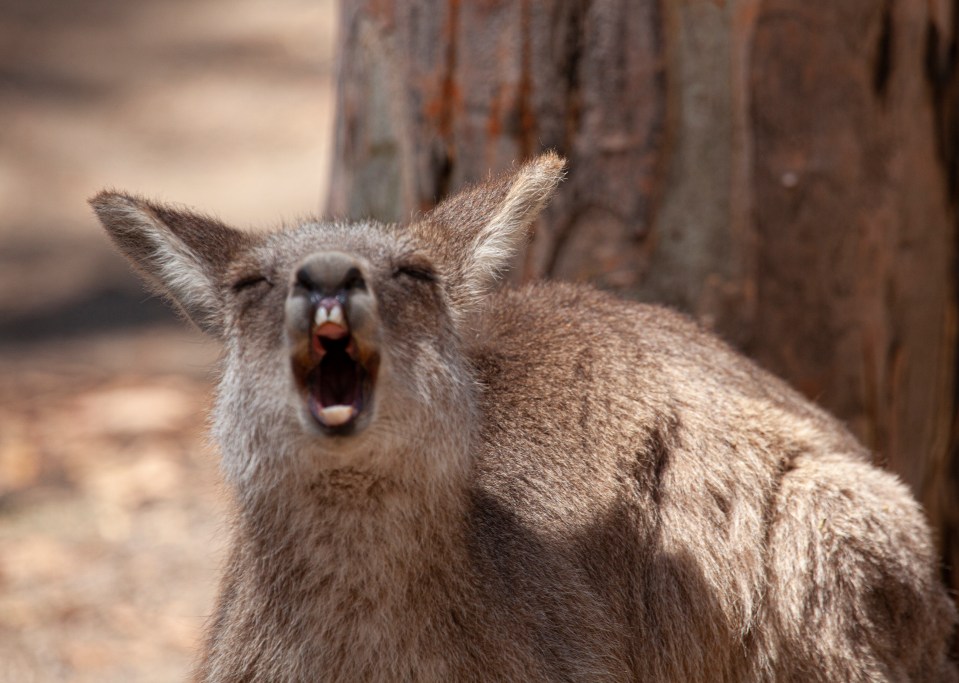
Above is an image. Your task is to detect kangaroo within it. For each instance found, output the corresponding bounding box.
[92,153,956,682]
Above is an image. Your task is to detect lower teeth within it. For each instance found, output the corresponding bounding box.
[318,404,355,427]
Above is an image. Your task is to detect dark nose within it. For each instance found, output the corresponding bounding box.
[294,252,366,297]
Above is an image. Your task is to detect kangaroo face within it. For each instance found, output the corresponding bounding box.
[191,222,475,488]
[216,224,458,464]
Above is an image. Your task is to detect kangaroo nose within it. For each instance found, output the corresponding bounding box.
[294,252,366,296]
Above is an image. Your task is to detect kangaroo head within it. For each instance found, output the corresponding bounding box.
[91,154,565,489]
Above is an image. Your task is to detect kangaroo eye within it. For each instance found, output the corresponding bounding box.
[394,264,436,283]
[232,274,272,292]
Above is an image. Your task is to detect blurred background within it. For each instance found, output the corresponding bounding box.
[3,0,959,680]
[0,0,336,680]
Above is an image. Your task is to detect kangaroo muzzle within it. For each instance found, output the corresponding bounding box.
[285,252,380,435]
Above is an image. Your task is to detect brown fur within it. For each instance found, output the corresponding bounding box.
[91,153,957,681]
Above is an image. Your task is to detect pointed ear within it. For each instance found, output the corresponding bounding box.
[90,191,252,337]
[414,152,566,311]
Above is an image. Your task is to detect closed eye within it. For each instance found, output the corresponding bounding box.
[394,264,436,283]
[231,274,272,292]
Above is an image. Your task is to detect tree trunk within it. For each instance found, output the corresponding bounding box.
[328,0,959,597]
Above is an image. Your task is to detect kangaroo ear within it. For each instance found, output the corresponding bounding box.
[415,152,566,312]
[90,191,252,337]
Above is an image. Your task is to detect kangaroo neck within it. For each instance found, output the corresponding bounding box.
[220,450,473,679]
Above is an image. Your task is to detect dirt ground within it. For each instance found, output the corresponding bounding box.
[0,0,337,679]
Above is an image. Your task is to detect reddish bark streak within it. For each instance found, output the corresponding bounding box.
[517,0,535,158]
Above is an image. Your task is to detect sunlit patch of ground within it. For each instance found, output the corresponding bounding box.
[0,329,225,682]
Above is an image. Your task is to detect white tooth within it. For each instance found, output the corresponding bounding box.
[319,405,355,427]
[328,303,345,327]
[314,307,329,326]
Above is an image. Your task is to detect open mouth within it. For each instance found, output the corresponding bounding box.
[297,301,377,434]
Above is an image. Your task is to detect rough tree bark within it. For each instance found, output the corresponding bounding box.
[328,0,959,598]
